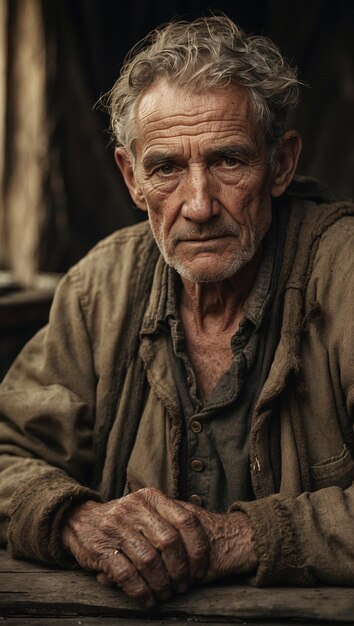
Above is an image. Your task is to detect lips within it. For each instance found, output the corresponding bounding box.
[177,235,231,243]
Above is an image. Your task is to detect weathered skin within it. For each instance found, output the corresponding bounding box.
[120,81,275,282]
[116,82,301,397]
[63,81,301,606]
[63,488,257,607]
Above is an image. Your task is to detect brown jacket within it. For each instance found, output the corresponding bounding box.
[1,177,354,585]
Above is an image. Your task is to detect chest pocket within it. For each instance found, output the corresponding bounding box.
[310,445,354,491]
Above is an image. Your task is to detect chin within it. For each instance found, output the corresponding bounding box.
[157,229,263,282]
[170,255,254,283]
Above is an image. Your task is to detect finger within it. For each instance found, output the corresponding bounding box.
[118,530,172,601]
[96,572,115,587]
[100,550,156,608]
[150,491,209,580]
[135,511,190,592]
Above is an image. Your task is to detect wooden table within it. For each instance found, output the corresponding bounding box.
[1,549,354,625]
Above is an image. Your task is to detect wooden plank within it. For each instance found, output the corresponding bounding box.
[2,570,354,622]
[0,615,236,626]
[0,552,55,574]
[0,620,350,626]
[1,551,354,623]
[0,613,211,626]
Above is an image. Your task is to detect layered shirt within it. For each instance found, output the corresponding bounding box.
[143,211,286,510]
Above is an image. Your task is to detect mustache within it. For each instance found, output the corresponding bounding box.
[172,223,241,242]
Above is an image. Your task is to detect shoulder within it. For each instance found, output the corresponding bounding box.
[308,212,354,308]
[313,213,354,276]
[73,220,154,273]
[49,221,159,327]
[282,183,354,294]
[281,185,354,316]
[66,222,156,300]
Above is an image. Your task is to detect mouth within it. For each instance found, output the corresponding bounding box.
[178,235,231,243]
[175,237,232,254]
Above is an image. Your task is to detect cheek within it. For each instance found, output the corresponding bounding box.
[144,195,172,240]
[222,176,272,228]
[139,175,178,207]
[220,183,256,224]
[242,169,272,209]
[140,184,181,231]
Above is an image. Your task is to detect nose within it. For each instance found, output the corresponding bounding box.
[181,166,220,223]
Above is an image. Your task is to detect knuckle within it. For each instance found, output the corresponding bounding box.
[177,510,198,529]
[157,530,180,552]
[169,562,189,582]
[147,486,162,496]
[127,487,166,513]
[190,542,208,560]
[122,491,139,507]
[137,487,162,500]
[91,540,111,560]
[137,547,159,570]
[116,563,137,585]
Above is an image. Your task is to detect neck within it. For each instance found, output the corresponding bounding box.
[179,245,263,334]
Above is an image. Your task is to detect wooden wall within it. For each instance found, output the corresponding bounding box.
[1,0,353,283]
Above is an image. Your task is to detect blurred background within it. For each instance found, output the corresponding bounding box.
[0,0,353,376]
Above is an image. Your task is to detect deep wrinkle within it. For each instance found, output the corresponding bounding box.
[180,242,263,333]
[129,83,274,293]
[142,144,260,174]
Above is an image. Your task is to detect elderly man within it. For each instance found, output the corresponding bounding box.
[1,15,354,608]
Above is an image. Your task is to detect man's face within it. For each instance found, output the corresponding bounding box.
[128,82,275,282]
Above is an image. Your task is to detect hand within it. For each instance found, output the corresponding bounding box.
[62,488,209,607]
[178,502,258,582]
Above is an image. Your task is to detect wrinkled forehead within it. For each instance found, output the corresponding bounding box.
[132,80,263,155]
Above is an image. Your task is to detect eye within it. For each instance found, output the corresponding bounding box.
[156,163,176,175]
[222,156,239,167]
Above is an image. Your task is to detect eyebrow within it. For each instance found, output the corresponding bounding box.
[142,152,181,171]
[142,143,258,171]
[207,144,258,161]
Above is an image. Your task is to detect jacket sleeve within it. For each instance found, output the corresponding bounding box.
[230,485,354,586]
[0,269,102,566]
[231,216,354,587]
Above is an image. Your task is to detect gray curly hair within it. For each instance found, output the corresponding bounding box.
[108,15,300,154]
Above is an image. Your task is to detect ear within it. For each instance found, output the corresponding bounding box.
[271,131,302,198]
[114,147,148,211]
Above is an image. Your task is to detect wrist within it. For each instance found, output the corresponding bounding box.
[61,499,98,552]
[228,511,258,574]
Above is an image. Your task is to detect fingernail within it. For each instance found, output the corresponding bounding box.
[177,582,188,594]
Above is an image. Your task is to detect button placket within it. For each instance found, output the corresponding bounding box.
[186,410,209,509]
[190,419,202,433]
[190,458,205,472]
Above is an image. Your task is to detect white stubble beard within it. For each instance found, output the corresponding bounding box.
[149,212,271,283]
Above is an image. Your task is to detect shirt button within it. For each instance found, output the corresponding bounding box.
[190,420,202,433]
[186,375,192,386]
[191,458,204,472]
[189,494,203,506]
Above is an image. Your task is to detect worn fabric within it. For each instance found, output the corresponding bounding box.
[0,177,354,586]
[155,210,284,510]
